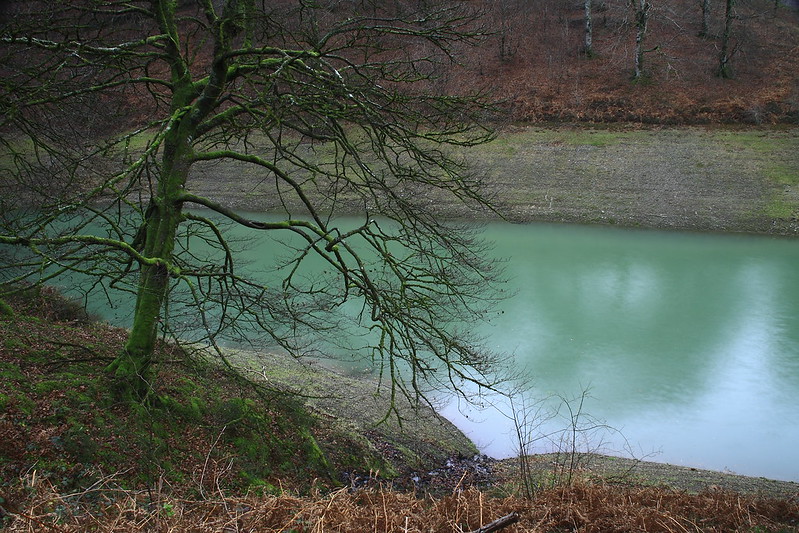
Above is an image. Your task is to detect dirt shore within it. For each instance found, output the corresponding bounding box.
[449,126,799,236]
[188,126,799,236]
[495,453,799,500]
[235,346,799,500]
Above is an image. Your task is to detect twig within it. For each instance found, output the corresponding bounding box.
[3,507,68,532]
[200,425,227,500]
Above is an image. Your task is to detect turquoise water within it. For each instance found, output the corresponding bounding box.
[27,214,799,481]
[441,223,799,482]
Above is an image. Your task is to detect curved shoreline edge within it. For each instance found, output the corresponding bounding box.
[198,127,798,496]
[235,346,799,499]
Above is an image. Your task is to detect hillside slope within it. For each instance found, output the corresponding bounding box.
[448,0,799,124]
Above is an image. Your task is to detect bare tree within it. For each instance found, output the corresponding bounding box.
[699,0,711,36]
[718,0,737,77]
[631,0,652,79]
[492,0,517,60]
[585,0,594,57]
[0,0,504,405]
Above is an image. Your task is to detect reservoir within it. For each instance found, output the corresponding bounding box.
[44,215,799,482]
[441,222,799,482]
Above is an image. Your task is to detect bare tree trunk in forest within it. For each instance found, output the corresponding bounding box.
[584,0,594,57]
[718,0,735,78]
[497,0,513,59]
[632,0,651,79]
[700,0,710,36]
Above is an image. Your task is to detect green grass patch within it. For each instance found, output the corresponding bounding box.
[714,130,785,153]
[486,128,627,150]
[765,163,799,186]
[710,130,798,222]
[710,130,798,185]
[0,361,26,380]
[764,197,798,219]
[483,136,519,155]
[549,130,625,147]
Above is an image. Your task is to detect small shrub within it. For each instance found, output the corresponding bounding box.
[61,425,99,463]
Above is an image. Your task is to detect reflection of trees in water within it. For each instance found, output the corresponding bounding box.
[727,261,799,407]
[487,225,799,415]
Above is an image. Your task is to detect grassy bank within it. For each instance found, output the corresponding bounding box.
[0,288,475,498]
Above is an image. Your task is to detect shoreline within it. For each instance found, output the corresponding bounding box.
[186,126,799,237]
[493,453,799,500]
[237,346,799,499]
[189,126,799,496]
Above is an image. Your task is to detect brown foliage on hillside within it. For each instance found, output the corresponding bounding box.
[4,0,795,136]
[451,0,799,124]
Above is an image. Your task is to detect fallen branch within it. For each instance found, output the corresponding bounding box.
[467,512,519,533]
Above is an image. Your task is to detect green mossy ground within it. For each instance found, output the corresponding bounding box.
[0,287,475,501]
[0,317,328,497]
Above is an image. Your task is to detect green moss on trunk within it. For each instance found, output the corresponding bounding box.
[0,298,13,317]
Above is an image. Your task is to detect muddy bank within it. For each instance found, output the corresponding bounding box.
[220,347,479,480]
[473,126,799,236]
[187,126,799,236]
[495,453,799,501]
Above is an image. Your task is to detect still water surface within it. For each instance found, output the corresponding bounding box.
[442,223,799,482]
[51,216,799,481]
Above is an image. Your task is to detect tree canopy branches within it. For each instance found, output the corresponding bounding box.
[0,0,504,409]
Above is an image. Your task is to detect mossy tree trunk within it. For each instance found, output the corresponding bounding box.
[106,161,189,400]
[105,0,225,401]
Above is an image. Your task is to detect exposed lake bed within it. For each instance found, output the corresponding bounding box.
[187,126,799,236]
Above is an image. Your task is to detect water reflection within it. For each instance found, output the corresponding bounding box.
[450,223,799,481]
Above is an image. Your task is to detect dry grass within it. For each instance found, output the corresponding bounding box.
[3,471,798,532]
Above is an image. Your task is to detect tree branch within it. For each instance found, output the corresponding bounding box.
[467,512,520,533]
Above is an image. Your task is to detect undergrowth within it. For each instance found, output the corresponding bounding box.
[3,478,798,532]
